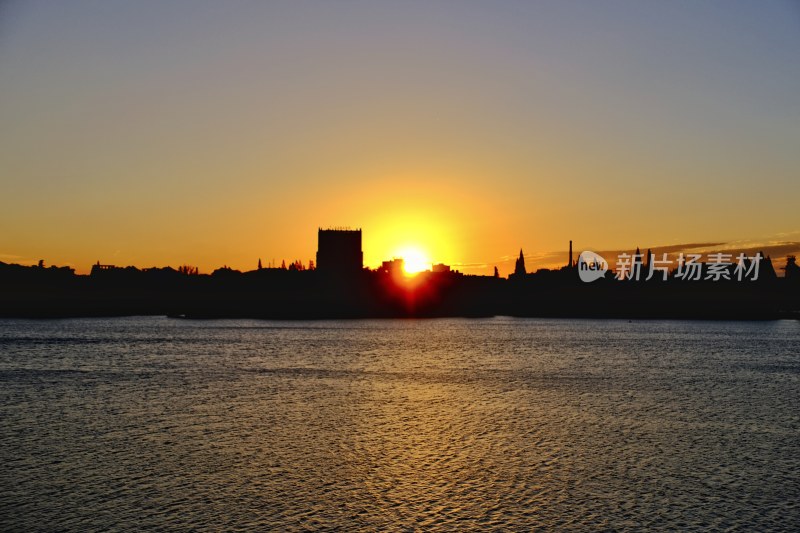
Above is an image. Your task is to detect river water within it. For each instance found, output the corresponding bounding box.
[1,317,798,530]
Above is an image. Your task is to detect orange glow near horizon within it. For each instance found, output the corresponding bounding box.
[346,180,472,274]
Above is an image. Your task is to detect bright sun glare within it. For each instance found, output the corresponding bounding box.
[397,246,431,275]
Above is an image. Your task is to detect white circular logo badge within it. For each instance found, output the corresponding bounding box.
[578,251,608,282]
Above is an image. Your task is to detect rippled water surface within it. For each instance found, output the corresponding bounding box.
[1,317,799,531]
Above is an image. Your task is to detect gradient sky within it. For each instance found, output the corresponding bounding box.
[1,1,799,274]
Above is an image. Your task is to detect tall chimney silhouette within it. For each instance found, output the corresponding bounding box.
[569,240,573,268]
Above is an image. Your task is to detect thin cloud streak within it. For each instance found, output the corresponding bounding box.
[471,236,800,277]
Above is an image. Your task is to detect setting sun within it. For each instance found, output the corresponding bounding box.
[396,246,431,275]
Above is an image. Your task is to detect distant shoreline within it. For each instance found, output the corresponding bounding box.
[3,262,798,321]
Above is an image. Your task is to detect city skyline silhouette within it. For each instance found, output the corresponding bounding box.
[1,226,798,320]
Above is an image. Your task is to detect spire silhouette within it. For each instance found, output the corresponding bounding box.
[514,249,527,276]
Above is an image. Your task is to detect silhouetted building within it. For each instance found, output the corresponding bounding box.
[380,258,404,275]
[785,255,799,281]
[762,253,777,279]
[632,247,644,280]
[316,228,363,273]
[432,263,451,273]
[90,261,117,276]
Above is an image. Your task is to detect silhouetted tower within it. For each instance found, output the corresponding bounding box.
[258,258,262,270]
[762,253,777,279]
[316,228,363,273]
[632,246,643,280]
[514,249,527,276]
[784,255,799,281]
[569,240,573,268]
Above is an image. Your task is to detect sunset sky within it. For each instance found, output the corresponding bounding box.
[1,1,798,275]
